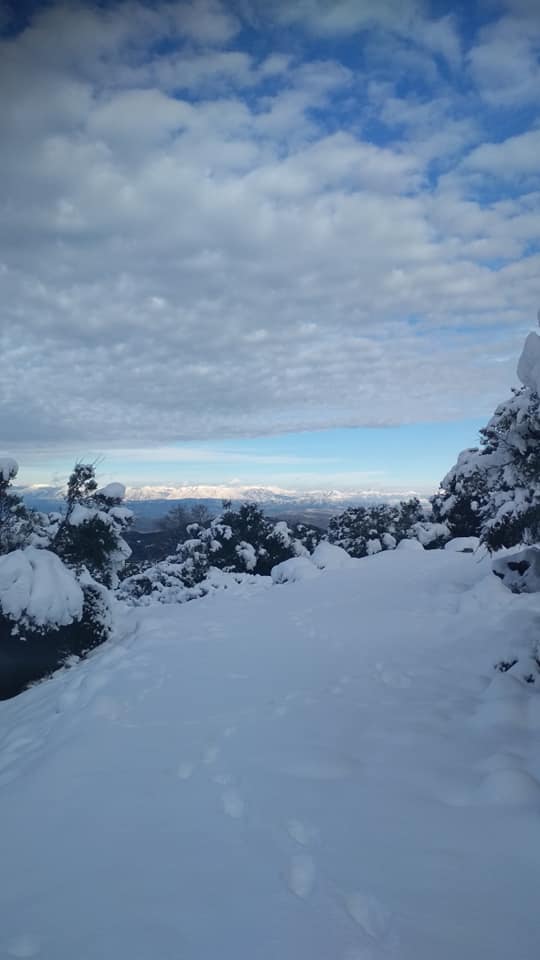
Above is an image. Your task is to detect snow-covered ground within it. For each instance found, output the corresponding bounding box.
[1,549,540,959]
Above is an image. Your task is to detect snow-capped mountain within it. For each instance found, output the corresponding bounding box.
[17,482,425,507]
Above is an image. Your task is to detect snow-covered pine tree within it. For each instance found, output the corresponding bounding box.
[187,502,298,577]
[52,464,132,587]
[431,448,488,538]
[435,321,540,551]
[328,498,432,558]
[0,457,34,555]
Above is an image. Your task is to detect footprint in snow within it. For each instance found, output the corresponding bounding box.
[221,788,245,819]
[288,854,316,899]
[203,745,219,765]
[345,892,393,941]
[287,819,318,846]
[5,933,41,957]
[91,695,121,721]
[177,762,194,781]
[213,772,233,785]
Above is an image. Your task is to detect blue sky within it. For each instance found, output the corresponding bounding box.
[22,418,486,494]
[1,0,539,493]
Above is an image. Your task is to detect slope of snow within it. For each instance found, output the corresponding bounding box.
[1,550,540,959]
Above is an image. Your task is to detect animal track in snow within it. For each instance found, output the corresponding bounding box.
[288,854,316,899]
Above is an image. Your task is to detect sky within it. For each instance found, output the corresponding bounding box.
[1,0,539,494]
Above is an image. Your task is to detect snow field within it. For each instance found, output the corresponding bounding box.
[1,549,540,959]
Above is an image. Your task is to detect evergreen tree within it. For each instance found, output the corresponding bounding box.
[434,323,540,551]
[431,448,488,538]
[0,457,32,555]
[53,464,132,587]
[328,499,432,558]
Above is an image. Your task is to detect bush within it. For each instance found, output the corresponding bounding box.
[0,549,111,699]
[328,498,431,558]
[0,460,129,698]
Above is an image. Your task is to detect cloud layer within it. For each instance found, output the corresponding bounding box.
[1,0,539,451]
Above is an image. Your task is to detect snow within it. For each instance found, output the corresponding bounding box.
[517,331,540,392]
[366,536,382,555]
[396,537,424,551]
[311,541,353,570]
[0,455,19,482]
[444,536,480,553]
[1,549,540,959]
[492,547,540,594]
[412,520,449,546]
[271,555,321,583]
[97,482,126,500]
[235,541,257,571]
[0,547,84,629]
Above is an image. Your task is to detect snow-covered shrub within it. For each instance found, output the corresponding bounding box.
[396,538,424,551]
[120,503,320,603]
[271,556,321,584]
[0,461,131,698]
[434,325,540,552]
[311,541,353,570]
[0,548,111,699]
[118,557,209,605]
[290,522,324,555]
[52,464,132,587]
[176,503,301,577]
[328,498,428,558]
[410,520,450,549]
[444,537,480,553]
[119,560,271,607]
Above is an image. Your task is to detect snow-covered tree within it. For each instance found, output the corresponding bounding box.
[0,460,132,697]
[180,502,299,577]
[52,465,132,587]
[435,324,540,551]
[431,448,488,539]
[0,457,34,555]
[121,502,313,603]
[328,499,433,558]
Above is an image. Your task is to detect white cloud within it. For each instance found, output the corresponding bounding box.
[463,129,540,178]
[0,0,539,456]
[468,14,540,105]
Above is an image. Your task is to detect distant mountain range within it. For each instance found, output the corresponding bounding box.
[17,481,424,507]
[16,482,427,531]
